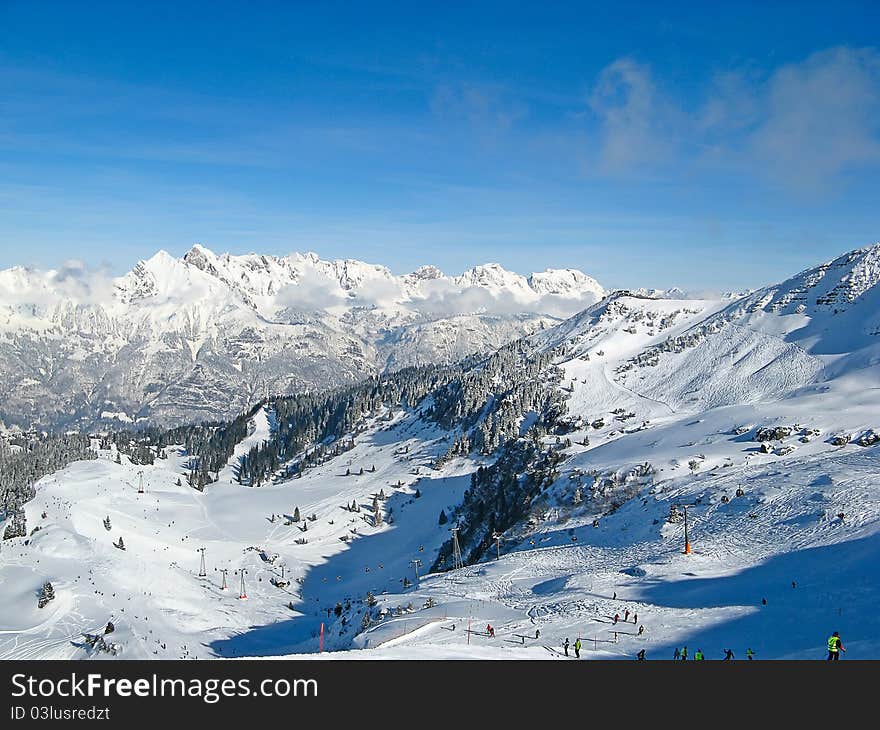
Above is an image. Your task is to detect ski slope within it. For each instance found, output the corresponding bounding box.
[3,244,880,660]
[3,367,880,661]
[0,406,474,659]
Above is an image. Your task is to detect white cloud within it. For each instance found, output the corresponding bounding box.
[0,259,119,316]
[586,47,880,192]
[749,47,880,191]
[275,273,348,311]
[431,83,528,139]
[588,58,684,174]
[410,279,598,319]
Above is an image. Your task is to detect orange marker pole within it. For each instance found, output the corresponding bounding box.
[684,506,692,554]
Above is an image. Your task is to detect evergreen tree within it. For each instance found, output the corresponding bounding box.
[372,495,382,526]
[3,510,26,540]
[38,581,55,608]
[438,509,448,525]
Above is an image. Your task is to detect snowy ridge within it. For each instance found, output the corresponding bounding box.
[604,243,880,412]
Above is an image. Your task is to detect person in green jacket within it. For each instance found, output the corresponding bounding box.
[827,632,845,660]
[694,649,704,660]
[746,647,754,660]
[680,646,688,661]
[574,637,581,659]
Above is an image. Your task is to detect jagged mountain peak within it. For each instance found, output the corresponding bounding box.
[407,265,444,281]
[455,262,532,292]
[182,242,218,270]
[528,268,605,298]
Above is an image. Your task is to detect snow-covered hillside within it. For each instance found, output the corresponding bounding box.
[0,246,604,430]
[2,242,880,661]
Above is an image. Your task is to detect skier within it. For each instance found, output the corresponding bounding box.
[613,613,620,625]
[723,648,734,660]
[535,628,540,639]
[746,647,755,660]
[638,624,645,636]
[486,624,495,638]
[633,612,638,624]
[574,638,581,658]
[673,647,681,660]
[761,597,767,606]
[624,609,630,622]
[563,638,570,657]
[636,648,646,661]
[827,631,845,660]
[681,646,688,661]
[792,581,796,589]
[694,648,704,660]
[612,592,617,600]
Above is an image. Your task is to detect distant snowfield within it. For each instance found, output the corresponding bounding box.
[3,244,880,660]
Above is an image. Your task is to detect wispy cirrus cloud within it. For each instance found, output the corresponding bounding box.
[587,58,686,174]
[430,82,528,142]
[748,47,880,191]
[585,46,880,193]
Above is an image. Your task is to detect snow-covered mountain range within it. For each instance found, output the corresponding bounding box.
[3,241,880,661]
[0,245,604,430]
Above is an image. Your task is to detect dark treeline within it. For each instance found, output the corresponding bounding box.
[105,403,260,490]
[428,341,567,463]
[238,363,473,487]
[431,409,569,570]
[1,432,95,535]
[237,343,566,489]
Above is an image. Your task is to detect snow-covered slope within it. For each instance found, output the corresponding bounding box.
[3,241,880,661]
[591,243,880,414]
[0,246,605,430]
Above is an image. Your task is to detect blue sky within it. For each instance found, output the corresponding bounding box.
[1,1,879,290]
